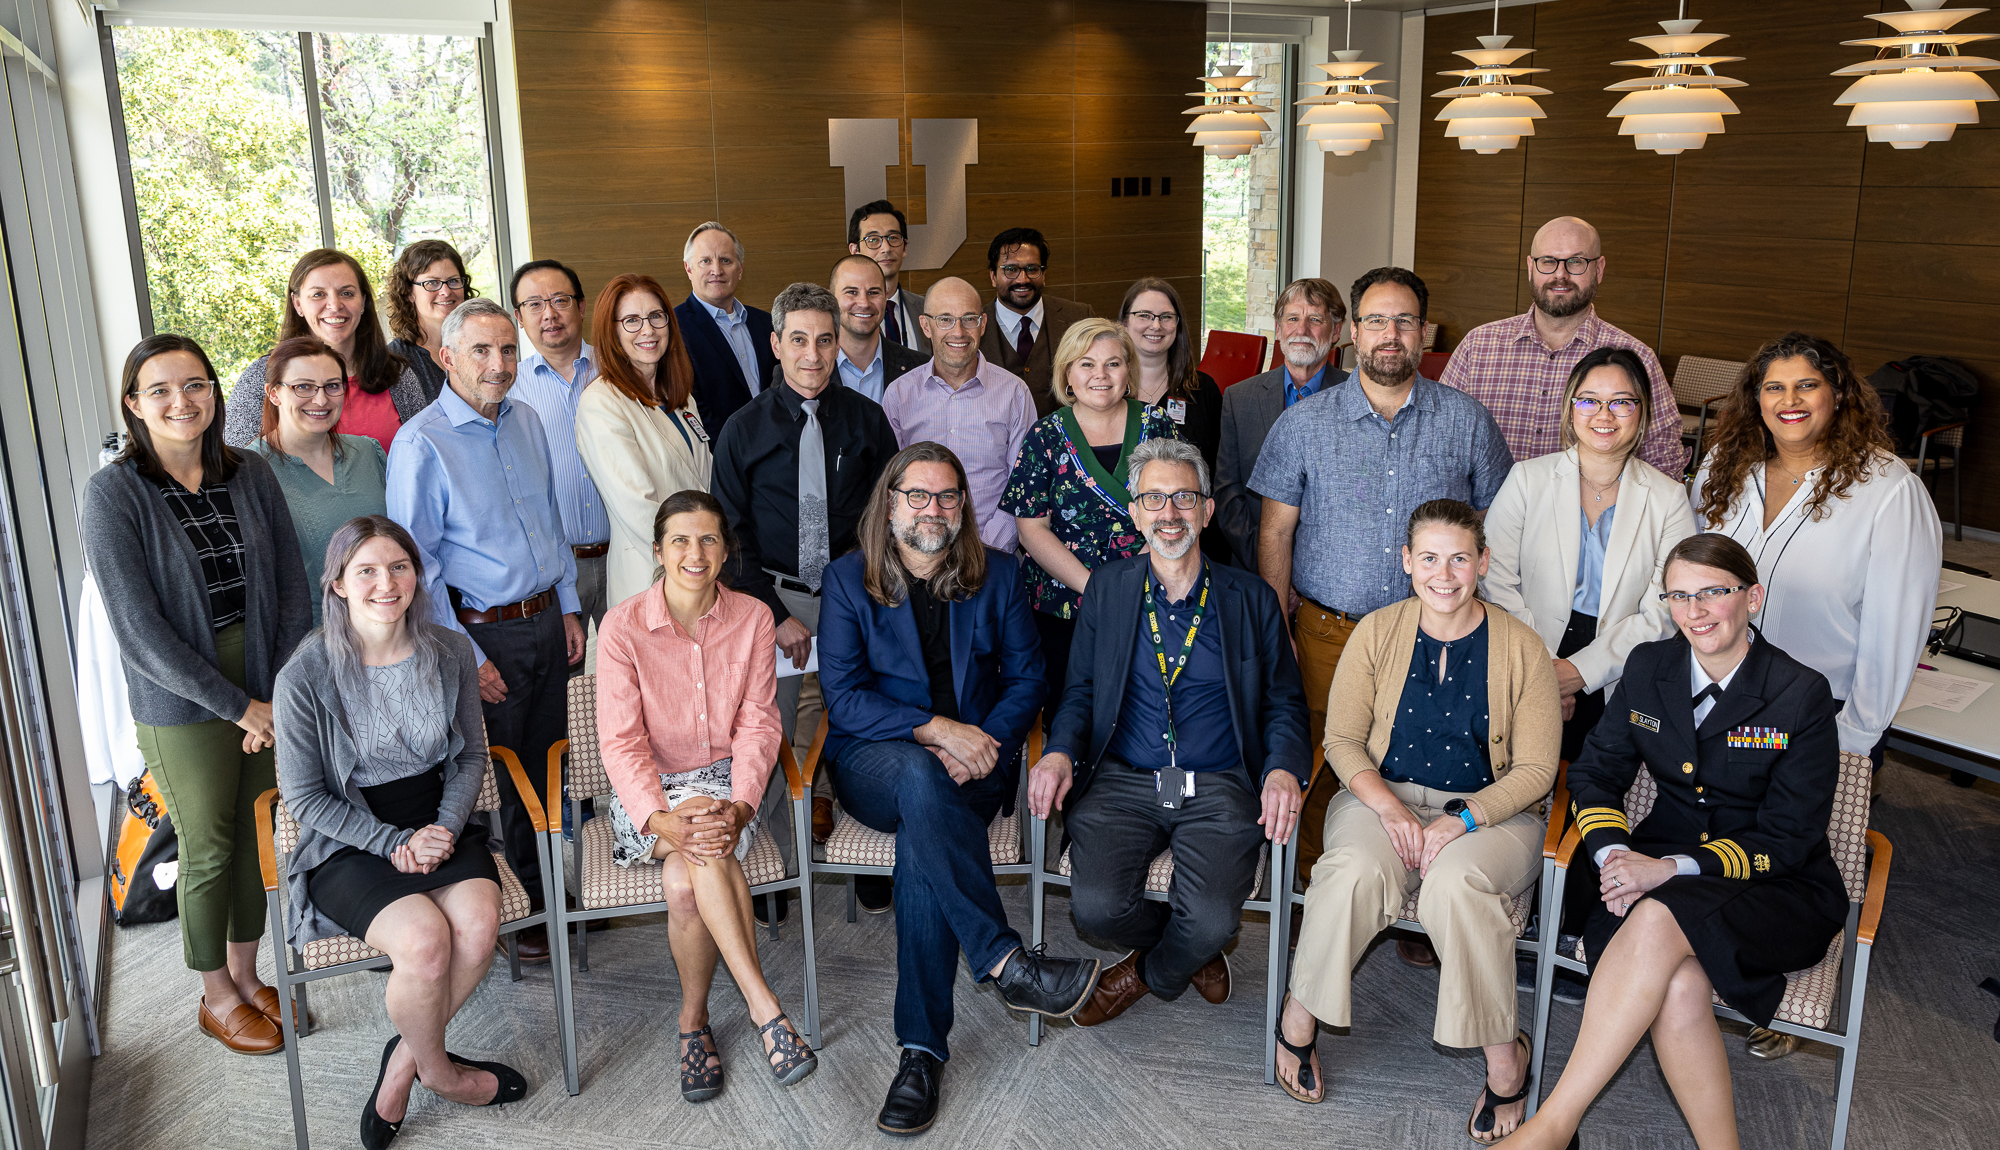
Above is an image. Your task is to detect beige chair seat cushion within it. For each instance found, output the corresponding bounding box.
[1568,932,1843,1030]
[297,850,535,971]
[573,813,788,911]
[1055,842,1271,898]
[823,809,1021,868]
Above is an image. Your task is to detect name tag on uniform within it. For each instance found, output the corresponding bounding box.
[1727,726,1788,750]
[1165,398,1187,424]
[1629,710,1661,733]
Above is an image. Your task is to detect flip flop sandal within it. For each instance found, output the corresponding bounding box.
[1467,1031,1534,1144]
[1273,998,1324,1105]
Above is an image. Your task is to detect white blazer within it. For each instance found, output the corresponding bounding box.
[1483,447,1697,696]
[574,380,714,607]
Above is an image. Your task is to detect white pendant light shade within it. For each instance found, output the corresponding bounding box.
[1431,34,1551,154]
[1833,1,1999,149]
[1606,17,1746,154]
[1184,67,1275,157]
[1295,50,1399,156]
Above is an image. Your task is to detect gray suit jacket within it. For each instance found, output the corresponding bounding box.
[1215,364,1349,570]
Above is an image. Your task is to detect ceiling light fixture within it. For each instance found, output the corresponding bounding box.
[1295,1,1399,156]
[1607,3,1747,154]
[1185,1,1274,157]
[1432,0,1552,154]
[1833,0,1998,149]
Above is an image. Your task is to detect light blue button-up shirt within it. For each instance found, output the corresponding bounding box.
[836,342,887,403]
[509,342,608,547]
[386,386,580,665]
[699,297,762,397]
[1573,503,1617,616]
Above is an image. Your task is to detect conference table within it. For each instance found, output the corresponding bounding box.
[1886,572,2000,785]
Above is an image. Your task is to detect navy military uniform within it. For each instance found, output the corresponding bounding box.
[1567,630,1848,1026]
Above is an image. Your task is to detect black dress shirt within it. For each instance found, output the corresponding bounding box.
[711,378,900,625]
[907,576,960,722]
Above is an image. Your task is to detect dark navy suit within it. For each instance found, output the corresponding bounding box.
[675,294,776,433]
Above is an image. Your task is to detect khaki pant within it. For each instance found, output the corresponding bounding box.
[1289,781,1543,1049]
[1293,602,1357,879]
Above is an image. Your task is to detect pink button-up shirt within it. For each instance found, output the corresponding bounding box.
[596,581,782,828]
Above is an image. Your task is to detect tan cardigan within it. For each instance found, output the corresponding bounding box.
[1324,597,1562,827]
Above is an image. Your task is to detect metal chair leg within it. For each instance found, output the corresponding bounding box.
[1264,836,1288,1085]
[548,822,583,1096]
[1529,864,1567,1107]
[846,875,858,923]
[292,965,312,1039]
[1028,815,1046,1048]
[265,892,312,1150]
[793,793,822,1051]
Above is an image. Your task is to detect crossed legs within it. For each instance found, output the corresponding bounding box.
[651,842,800,1070]
[364,878,503,1122]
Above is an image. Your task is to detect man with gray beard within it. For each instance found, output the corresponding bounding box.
[1028,437,1309,1027]
[1214,278,1348,571]
[1439,215,1685,475]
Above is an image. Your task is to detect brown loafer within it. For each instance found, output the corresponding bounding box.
[500,923,551,965]
[250,986,297,1032]
[199,997,283,1055]
[1396,938,1439,969]
[1190,952,1231,1005]
[812,795,835,844]
[1073,952,1150,1027]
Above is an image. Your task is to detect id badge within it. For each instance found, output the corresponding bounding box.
[1157,766,1188,810]
[1165,397,1187,424]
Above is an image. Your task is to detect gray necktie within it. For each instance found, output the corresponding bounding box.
[798,398,829,590]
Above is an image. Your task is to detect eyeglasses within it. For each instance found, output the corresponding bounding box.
[1530,256,1602,276]
[923,313,986,330]
[135,380,215,403]
[1571,397,1641,417]
[1658,584,1750,606]
[1357,313,1422,332]
[415,276,466,293]
[517,293,579,315]
[893,487,962,510]
[618,310,671,334]
[1128,311,1178,327]
[859,232,907,251]
[282,380,347,399]
[1135,490,1204,511]
[997,263,1046,279]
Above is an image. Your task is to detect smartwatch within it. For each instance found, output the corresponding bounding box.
[1443,798,1478,833]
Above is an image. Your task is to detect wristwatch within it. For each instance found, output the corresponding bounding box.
[1443,798,1478,833]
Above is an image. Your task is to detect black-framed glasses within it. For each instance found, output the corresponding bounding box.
[283,380,347,399]
[1128,311,1178,327]
[997,263,1045,279]
[517,293,579,315]
[859,232,907,250]
[893,487,963,510]
[1135,490,1203,511]
[618,310,671,334]
[136,380,215,402]
[1658,584,1750,606]
[1571,397,1641,417]
[1530,255,1602,275]
[415,275,467,292]
[924,313,985,330]
[1357,313,1422,332]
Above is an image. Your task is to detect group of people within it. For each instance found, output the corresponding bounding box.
[83,206,1943,1148]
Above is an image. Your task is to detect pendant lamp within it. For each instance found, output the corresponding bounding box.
[1296,2,1398,156]
[1186,1,1273,157]
[1432,0,1551,154]
[1608,5,1746,154]
[1833,0,1998,149]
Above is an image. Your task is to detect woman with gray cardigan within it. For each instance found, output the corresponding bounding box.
[275,515,525,1148]
[83,334,313,1056]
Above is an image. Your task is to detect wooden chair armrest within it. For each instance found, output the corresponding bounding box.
[492,746,548,835]
[1028,711,1043,765]
[1553,824,1584,869]
[1919,421,1967,438]
[1544,760,1570,859]
[255,788,281,892]
[778,739,806,801]
[1305,744,1326,794]
[1859,829,1893,945]
[545,738,568,830]
[796,711,830,791]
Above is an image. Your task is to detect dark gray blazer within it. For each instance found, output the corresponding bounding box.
[274,629,486,944]
[1214,364,1349,570]
[82,454,313,727]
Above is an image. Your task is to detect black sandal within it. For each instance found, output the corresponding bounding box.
[758,1013,818,1086]
[679,1026,724,1102]
[1467,1032,1533,1144]
[1273,998,1323,1105]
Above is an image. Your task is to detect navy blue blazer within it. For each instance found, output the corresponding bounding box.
[818,548,1048,806]
[1048,554,1309,801]
[676,294,777,432]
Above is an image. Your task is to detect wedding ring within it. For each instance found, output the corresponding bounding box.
[1612,877,1624,888]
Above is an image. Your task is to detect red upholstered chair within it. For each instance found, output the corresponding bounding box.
[1420,350,1451,380]
[1199,330,1269,391]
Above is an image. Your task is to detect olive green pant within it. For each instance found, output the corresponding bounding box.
[133,622,274,971]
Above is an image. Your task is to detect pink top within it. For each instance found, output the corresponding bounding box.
[336,382,402,455]
[596,581,782,827]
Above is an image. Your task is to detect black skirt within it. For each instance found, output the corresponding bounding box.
[1557,609,1606,764]
[306,766,498,940]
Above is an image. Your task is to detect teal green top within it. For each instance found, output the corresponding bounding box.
[253,434,389,625]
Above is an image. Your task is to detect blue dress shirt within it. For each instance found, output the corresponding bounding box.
[836,342,886,403]
[1572,503,1617,617]
[700,298,763,398]
[385,387,580,666]
[508,343,608,547]
[1283,362,1331,408]
[1380,617,1493,792]
[1102,565,1239,772]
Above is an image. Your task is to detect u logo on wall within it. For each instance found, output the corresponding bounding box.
[828,119,979,271]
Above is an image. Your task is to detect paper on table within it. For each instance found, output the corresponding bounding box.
[1939,578,1967,595]
[1898,668,1992,714]
[775,637,818,678]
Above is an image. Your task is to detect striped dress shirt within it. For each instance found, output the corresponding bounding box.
[509,344,608,547]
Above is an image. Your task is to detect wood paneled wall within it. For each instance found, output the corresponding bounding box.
[511,0,1205,324]
[1414,0,2000,531]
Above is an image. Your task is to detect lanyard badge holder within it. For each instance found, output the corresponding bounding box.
[1150,567,1209,810]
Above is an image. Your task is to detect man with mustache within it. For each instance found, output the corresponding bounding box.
[1028,437,1309,1027]
[831,254,927,403]
[1215,278,1348,571]
[1440,215,1685,476]
[1250,268,1513,881]
[976,227,1094,417]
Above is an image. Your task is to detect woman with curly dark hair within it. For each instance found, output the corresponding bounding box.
[382,240,479,404]
[1688,330,1939,1060]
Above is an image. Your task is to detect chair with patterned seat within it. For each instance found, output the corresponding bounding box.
[1528,747,1892,1150]
[543,672,818,1096]
[1669,355,1746,473]
[255,745,555,1150]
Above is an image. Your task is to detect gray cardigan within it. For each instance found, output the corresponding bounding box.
[82,454,313,727]
[274,629,487,944]
[223,354,428,448]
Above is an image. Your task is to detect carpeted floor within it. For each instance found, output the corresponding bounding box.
[84,754,2000,1150]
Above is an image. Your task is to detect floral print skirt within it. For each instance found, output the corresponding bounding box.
[606,757,758,866]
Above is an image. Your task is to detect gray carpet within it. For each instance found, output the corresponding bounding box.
[84,755,2000,1150]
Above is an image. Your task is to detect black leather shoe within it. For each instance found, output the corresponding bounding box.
[360,1035,403,1150]
[754,892,790,928]
[876,1048,942,1136]
[993,944,1100,1019]
[857,876,893,914]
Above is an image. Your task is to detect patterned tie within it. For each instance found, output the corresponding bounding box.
[797,399,829,590]
[884,302,904,348]
[1014,315,1034,365]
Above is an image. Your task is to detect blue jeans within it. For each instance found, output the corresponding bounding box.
[833,739,1021,1061]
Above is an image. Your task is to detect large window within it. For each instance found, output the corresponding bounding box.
[1202,41,1290,341]
[111,26,500,389]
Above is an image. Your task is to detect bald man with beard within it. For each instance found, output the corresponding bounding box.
[1439,216,1686,477]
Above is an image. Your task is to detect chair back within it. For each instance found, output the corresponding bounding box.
[1670,355,1744,409]
[1420,351,1450,380]
[562,674,614,801]
[1200,330,1269,391]
[1422,321,1439,352]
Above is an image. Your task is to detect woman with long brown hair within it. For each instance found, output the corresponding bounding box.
[223,249,426,453]
[574,272,713,606]
[382,239,479,403]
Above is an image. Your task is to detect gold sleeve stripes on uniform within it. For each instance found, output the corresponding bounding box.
[1571,805,1630,837]
[1703,838,1751,879]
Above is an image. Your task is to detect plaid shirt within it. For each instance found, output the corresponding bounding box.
[154,477,248,629]
[1438,308,1687,476]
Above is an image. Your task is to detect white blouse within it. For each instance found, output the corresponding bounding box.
[1690,450,1941,755]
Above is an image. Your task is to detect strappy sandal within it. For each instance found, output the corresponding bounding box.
[1273,998,1323,1105]
[1467,1031,1533,1144]
[758,1013,818,1087]
[678,1026,724,1103]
